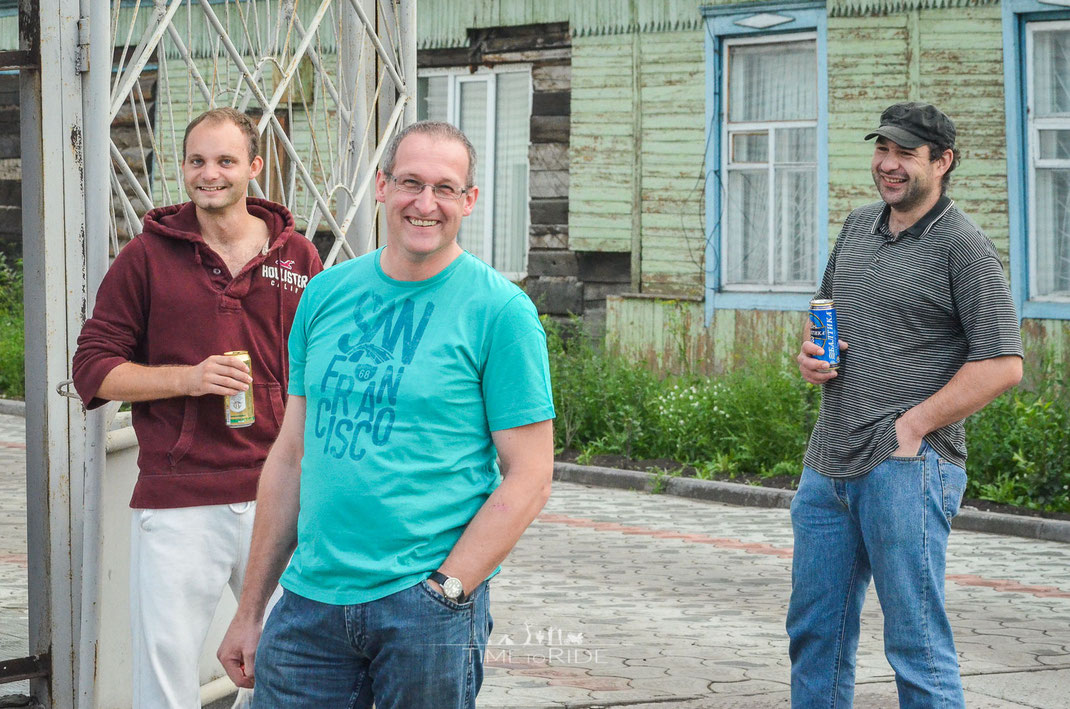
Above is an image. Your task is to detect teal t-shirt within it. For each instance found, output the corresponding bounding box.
[282,248,555,604]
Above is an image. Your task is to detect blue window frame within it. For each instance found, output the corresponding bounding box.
[1004,0,1070,320]
[702,1,828,322]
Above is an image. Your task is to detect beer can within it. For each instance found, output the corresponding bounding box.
[808,299,840,371]
[223,350,255,428]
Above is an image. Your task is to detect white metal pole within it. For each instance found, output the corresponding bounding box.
[399,0,416,126]
[23,0,88,705]
[75,0,112,704]
[391,0,417,253]
[339,0,375,256]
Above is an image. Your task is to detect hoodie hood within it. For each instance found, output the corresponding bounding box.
[142,197,297,254]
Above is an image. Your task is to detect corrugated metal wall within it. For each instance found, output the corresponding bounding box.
[416,0,706,49]
[828,0,999,16]
[417,0,571,49]
[0,2,341,53]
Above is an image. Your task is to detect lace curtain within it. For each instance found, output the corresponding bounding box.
[724,40,817,289]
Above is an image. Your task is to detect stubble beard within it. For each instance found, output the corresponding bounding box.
[873,169,931,213]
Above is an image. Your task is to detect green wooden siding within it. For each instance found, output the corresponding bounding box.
[605,295,802,375]
[569,35,637,253]
[826,6,1009,264]
[1021,320,1070,386]
[604,4,1029,372]
[570,28,704,297]
[607,290,1070,379]
[918,7,1008,262]
[638,30,705,296]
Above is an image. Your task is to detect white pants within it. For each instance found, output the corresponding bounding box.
[130,502,261,709]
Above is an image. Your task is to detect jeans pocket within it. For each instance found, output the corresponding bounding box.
[889,439,929,462]
[420,579,474,612]
[939,460,968,522]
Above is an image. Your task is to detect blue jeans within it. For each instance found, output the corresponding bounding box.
[786,442,968,709]
[252,580,492,708]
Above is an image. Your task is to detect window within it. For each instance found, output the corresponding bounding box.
[722,36,817,290]
[1003,0,1070,319]
[1027,22,1070,302]
[702,3,828,318]
[417,68,531,277]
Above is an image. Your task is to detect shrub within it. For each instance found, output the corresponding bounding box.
[546,318,814,476]
[547,319,1070,513]
[965,390,1070,512]
[0,255,23,399]
[546,317,658,458]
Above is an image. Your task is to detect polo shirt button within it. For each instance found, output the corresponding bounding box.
[213,268,221,275]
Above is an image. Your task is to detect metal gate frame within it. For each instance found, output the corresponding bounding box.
[16,1,415,706]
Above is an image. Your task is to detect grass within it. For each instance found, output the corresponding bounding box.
[0,255,23,399]
[547,317,1070,514]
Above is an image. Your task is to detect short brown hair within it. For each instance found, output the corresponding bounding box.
[381,121,477,187]
[183,108,261,162]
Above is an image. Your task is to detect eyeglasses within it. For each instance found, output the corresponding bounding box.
[386,173,470,201]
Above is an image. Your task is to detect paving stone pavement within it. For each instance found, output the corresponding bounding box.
[1,412,1069,707]
[481,484,1070,708]
[0,412,27,697]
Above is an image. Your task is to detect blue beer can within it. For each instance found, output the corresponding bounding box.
[809,299,840,370]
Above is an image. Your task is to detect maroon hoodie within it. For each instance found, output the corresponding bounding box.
[72,198,323,508]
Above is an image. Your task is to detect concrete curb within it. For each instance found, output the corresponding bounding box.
[0,398,25,417]
[553,461,1070,544]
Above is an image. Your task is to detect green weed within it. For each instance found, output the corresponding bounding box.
[0,255,23,399]
[548,318,1070,513]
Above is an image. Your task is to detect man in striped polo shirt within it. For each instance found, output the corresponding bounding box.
[788,103,1024,708]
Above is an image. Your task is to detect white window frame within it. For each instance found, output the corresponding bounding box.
[719,32,819,293]
[418,65,533,280]
[1025,20,1070,303]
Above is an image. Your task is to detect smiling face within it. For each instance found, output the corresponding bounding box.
[870,137,950,215]
[374,132,477,275]
[182,119,264,215]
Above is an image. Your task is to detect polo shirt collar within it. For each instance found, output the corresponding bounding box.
[871,194,954,242]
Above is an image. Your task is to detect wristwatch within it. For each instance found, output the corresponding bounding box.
[429,571,466,602]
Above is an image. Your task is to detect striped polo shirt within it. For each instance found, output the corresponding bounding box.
[803,196,1023,478]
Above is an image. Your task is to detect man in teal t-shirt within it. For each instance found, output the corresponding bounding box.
[219,121,556,708]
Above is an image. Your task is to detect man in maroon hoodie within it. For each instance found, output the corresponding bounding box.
[72,108,322,708]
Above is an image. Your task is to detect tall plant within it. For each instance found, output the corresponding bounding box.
[0,254,24,399]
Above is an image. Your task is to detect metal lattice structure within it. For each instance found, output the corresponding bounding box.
[108,0,415,266]
[18,1,414,706]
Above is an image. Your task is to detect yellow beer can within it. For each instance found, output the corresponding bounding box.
[223,350,255,428]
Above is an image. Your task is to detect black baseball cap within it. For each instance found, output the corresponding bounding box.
[865,102,956,149]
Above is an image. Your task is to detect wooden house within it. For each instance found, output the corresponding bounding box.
[417,0,1070,372]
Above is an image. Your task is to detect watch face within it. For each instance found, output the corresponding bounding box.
[442,577,464,600]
